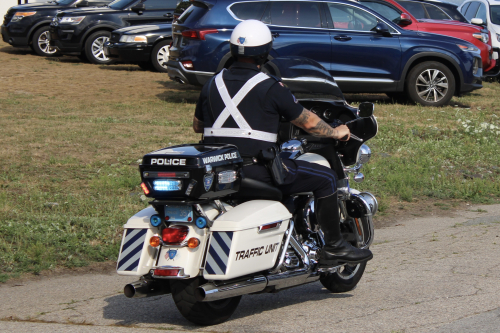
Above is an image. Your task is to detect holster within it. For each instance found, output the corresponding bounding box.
[259,146,286,186]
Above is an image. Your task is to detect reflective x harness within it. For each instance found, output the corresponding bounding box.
[204,70,278,143]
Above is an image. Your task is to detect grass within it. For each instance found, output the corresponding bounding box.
[0,73,499,282]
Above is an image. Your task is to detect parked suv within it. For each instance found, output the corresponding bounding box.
[458,0,500,65]
[358,0,496,74]
[49,0,178,64]
[1,0,111,56]
[168,0,483,106]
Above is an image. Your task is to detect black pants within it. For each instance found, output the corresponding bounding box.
[243,159,338,198]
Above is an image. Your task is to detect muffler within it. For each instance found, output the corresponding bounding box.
[195,276,267,302]
[195,269,315,302]
[124,279,170,298]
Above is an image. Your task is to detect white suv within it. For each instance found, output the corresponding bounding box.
[458,0,500,62]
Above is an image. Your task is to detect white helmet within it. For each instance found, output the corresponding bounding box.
[230,20,272,64]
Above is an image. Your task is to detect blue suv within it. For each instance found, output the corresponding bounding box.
[167,0,483,106]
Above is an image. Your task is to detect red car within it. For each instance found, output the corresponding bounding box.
[359,0,496,72]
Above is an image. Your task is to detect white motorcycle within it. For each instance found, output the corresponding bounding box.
[117,58,378,325]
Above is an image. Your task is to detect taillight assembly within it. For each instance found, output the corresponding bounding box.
[153,268,180,276]
[162,225,189,244]
[181,29,218,40]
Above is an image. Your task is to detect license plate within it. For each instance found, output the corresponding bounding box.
[165,205,193,222]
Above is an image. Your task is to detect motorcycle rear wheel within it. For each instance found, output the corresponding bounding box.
[171,277,242,325]
[320,262,367,293]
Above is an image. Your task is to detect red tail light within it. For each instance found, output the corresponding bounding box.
[162,225,189,244]
[154,268,180,276]
[181,29,218,40]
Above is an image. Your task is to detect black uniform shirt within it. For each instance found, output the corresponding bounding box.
[194,62,304,157]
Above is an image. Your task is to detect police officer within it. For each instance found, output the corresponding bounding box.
[193,20,372,266]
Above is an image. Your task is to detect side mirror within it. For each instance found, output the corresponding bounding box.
[358,102,374,118]
[131,3,145,15]
[372,22,392,37]
[76,0,89,7]
[471,18,484,26]
[399,13,412,26]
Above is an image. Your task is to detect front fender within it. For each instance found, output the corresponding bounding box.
[399,50,464,91]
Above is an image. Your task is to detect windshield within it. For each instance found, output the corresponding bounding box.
[109,0,140,10]
[54,0,76,4]
[491,5,500,25]
[262,57,345,101]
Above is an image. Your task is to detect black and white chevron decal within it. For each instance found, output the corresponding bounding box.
[205,231,233,275]
[117,228,147,272]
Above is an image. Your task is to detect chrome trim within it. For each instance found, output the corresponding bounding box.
[348,191,376,248]
[270,220,294,273]
[334,77,395,83]
[267,268,311,289]
[258,220,282,233]
[150,265,191,279]
[289,235,309,266]
[282,76,339,87]
[196,276,267,302]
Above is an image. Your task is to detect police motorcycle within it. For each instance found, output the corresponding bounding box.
[117,57,378,326]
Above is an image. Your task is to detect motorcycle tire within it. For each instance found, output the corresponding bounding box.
[171,277,242,325]
[320,261,367,293]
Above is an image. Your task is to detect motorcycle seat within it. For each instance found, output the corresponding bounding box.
[231,177,282,202]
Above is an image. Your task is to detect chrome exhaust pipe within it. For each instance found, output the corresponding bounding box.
[195,276,268,302]
[124,279,170,298]
[175,77,185,84]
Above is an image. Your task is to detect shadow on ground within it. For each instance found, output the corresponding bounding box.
[102,281,351,328]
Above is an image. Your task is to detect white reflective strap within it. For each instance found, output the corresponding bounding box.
[212,71,270,129]
[204,128,278,143]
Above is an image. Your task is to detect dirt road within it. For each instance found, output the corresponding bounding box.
[1,204,499,333]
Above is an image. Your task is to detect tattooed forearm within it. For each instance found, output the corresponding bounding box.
[308,119,338,138]
[193,116,204,133]
[291,109,339,138]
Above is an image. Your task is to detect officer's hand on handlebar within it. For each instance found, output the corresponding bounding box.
[334,124,350,141]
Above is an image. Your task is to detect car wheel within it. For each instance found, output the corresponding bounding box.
[151,39,171,72]
[406,61,455,107]
[32,26,59,57]
[85,30,115,65]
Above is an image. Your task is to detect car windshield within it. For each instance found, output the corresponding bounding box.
[109,0,140,10]
[54,0,76,4]
[262,57,345,101]
[491,5,500,24]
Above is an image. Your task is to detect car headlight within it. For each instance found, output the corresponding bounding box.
[119,35,148,43]
[457,44,479,52]
[11,11,36,22]
[59,16,85,24]
[472,32,489,43]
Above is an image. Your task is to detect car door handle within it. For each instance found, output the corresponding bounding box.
[272,32,280,38]
[334,35,352,41]
[164,13,173,18]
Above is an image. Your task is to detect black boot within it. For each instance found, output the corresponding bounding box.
[316,194,373,266]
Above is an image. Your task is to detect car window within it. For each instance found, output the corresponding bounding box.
[424,4,450,20]
[230,2,268,20]
[177,3,207,24]
[359,1,402,24]
[460,2,471,15]
[395,1,427,19]
[268,1,321,28]
[327,3,379,31]
[464,1,480,21]
[475,3,487,22]
[491,5,500,24]
[145,0,178,9]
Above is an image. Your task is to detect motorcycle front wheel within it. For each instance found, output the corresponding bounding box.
[320,261,367,293]
[171,277,242,325]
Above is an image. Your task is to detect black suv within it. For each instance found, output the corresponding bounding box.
[1,0,111,57]
[49,0,178,64]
